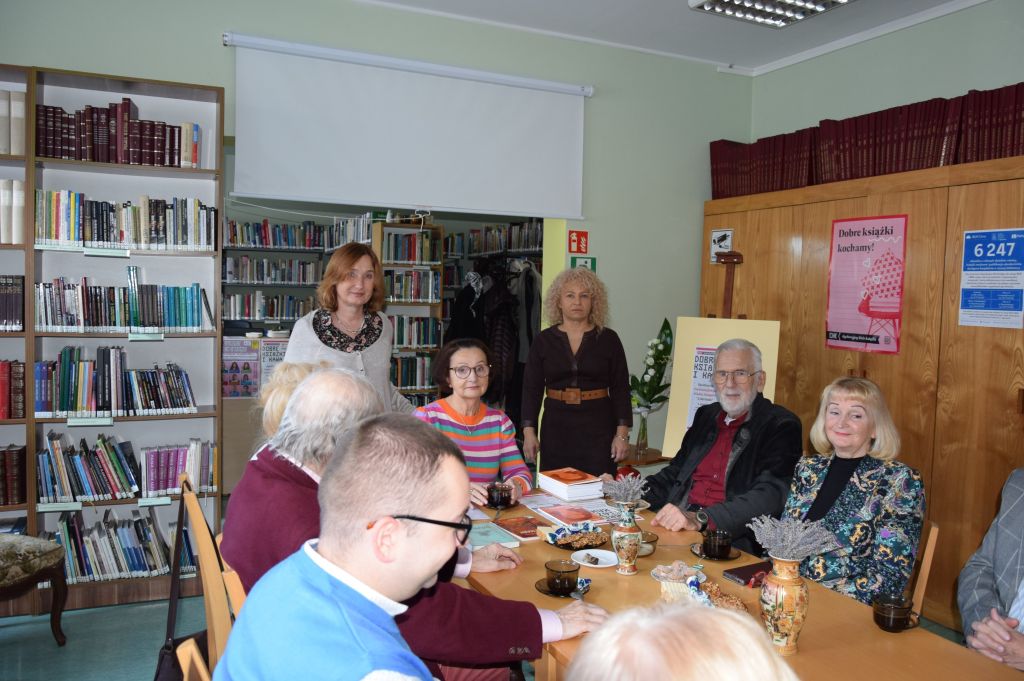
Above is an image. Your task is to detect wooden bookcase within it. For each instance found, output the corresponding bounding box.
[371,220,444,408]
[0,64,224,616]
[700,156,1024,630]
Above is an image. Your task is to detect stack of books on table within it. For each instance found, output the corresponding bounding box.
[537,467,604,501]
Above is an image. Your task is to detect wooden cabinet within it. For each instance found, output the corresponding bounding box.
[702,159,1024,628]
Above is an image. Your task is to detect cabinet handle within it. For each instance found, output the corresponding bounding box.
[1018,388,1024,415]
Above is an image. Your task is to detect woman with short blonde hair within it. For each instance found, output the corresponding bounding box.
[783,376,924,604]
[258,361,328,437]
[566,604,800,681]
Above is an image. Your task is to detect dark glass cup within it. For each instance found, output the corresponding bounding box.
[486,482,513,509]
[702,529,732,559]
[872,594,919,633]
[545,559,579,596]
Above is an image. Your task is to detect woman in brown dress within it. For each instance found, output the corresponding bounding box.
[521,268,632,477]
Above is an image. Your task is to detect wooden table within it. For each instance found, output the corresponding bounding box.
[467,506,1018,681]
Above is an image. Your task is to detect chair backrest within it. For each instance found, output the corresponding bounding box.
[180,473,232,671]
[215,532,248,615]
[176,637,211,681]
[911,522,939,615]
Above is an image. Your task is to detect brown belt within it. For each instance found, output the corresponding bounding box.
[545,387,609,405]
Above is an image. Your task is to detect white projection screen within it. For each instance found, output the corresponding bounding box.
[232,45,586,218]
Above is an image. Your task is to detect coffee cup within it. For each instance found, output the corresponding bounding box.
[545,559,580,596]
[702,529,732,559]
[872,594,919,633]
[486,482,513,509]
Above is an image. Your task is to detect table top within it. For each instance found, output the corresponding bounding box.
[467,502,1017,681]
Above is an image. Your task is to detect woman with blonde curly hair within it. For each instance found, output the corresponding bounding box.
[521,268,631,476]
[782,376,925,604]
[258,361,329,437]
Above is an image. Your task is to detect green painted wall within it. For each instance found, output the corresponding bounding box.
[751,0,1024,139]
[0,0,751,448]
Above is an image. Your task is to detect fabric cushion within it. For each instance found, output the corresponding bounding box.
[0,535,65,588]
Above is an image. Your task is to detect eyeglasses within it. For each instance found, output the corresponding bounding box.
[449,364,490,379]
[384,513,474,546]
[712,369,761,385]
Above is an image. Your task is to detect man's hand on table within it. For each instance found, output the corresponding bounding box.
[967,608,1024,670]
[470,543,523,573]
[650,503,700,532]
[555,600,608,639]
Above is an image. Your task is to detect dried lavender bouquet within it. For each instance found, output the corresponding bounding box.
[747,516,839,561]
[603,474,648,503]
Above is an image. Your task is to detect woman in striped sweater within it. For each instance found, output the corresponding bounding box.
[415,338,532,505]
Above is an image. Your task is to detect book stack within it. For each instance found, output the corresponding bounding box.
[223,255,322,286]
[0,275,24,330]
[0,88,26,156]
[0,180,26,245]
[508,219,543,252]
[139,439,217,496]
[34,189,217,251]
[381,231,442,264]
[390,355,433,391]
[221,291,314,321]
[40,507,178,583]
[0,444,27,505]
[326,216,372,249]
[443,233,465,258]
[35,432,141,503]
[538,467,604,502]
[224,219,330,251]
[388,315,442,349]
[34,97,202,169]
[384,269,440,303]
[33,346,199,418]
[0,360,26,419]
[0,516,26,534]
[443,263,463,288]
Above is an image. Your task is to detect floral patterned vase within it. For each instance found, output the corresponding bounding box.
[610,501,642,575]
[759,556,809,656]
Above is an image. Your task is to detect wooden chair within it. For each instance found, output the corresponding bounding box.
[181,474,233,671]
[911,522,939,617]
[0,535,67,645]
[215,533,247,615]
[176,637,212,681]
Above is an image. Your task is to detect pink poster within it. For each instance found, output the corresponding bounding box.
[826,215,907,354]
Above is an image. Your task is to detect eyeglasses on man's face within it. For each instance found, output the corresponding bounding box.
[388,513,473,545]
[712,369,761,385]
[449,364,491,379]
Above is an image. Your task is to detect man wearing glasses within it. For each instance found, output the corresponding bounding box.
[219,413,479,680]
[644,338,802,554]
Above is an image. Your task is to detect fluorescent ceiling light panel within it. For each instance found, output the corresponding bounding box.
[688,0,856,29]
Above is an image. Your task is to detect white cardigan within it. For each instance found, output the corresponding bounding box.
[283,310,414,413]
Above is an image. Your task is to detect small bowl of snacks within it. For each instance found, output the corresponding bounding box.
[651,560,707,604]
[539,522,610,550]
[638,531,659,557]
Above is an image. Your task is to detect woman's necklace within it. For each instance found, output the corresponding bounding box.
[446,397,481,434]
[333,310,364,338]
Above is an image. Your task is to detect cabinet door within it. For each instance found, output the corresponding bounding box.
[927,180,1024,630]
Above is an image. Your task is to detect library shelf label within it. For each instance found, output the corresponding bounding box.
[37,501,84,513]
[128,332,164,342]
[67,416,115,427]
[83,247,131,258]
[138,496,172,507]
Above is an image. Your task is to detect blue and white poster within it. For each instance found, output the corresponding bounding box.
[959,228,1024,329]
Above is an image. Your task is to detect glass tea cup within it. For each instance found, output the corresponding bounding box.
[545,559,580,596]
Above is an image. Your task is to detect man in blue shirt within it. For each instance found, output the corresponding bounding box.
[216,412,473,681]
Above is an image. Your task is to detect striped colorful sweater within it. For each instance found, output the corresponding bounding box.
[414,399,532,494]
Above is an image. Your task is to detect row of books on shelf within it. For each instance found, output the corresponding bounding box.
[390,355,433,391]
[0,444,26,506]
[466,222,543,255]
[384,270,440,303]
[388,315,441,349]
[223,218,371,251]
[223,255,321,287]
[0,179,26,245]
[36,431,216,503]
[443,263,463,288]
[34,190,217,251]
[42,508,197,584]
[710,80,1024,198]
[36,271,212,333]
[0,360,26,420]
[35,98,203,169]
[34,346,198,417]
[0,275,24,331]
[381,231,442,264]
[0,89,27,156]
[222,292,314,322]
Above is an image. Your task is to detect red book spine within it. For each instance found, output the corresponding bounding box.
[128,119,141,165]
[141,120,154,166]
[154,121,166,166]
[0,360,10,420]
[11,360,24,419]
[35,104,46,157]
[107,103,118,163]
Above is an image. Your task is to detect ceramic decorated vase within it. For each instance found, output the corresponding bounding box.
[759,556,809,656]
[610,501,642,575]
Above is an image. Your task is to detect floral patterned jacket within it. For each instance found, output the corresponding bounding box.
[782,454,925,605]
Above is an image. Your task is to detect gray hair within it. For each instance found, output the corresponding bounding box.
[715,338,763,372]
[268,368,384,469]
[318,414,466,550]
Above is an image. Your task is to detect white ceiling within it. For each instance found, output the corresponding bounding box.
[355,0,991,75]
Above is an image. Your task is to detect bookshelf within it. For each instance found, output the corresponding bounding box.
[0,64,224,617]
[371,220,443,408]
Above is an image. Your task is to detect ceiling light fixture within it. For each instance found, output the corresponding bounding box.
[687,0,857,28]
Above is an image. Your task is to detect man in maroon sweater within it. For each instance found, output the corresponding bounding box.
[221,368,607,681]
